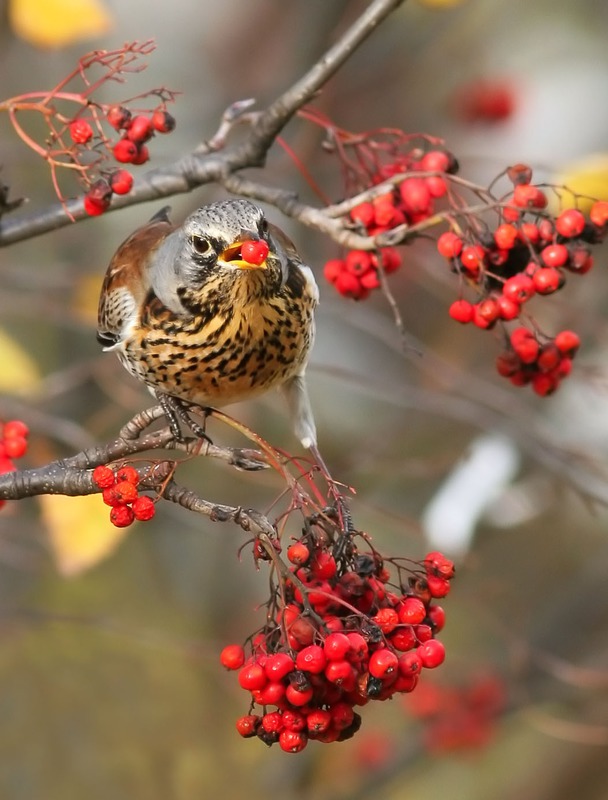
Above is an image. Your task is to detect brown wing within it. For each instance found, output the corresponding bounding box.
[96,209,176,348]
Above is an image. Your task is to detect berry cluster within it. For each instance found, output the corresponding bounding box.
[439,168,608,394]
[82,105,176,216]
[405,672,506,753]
[221,538,454,753]
[324,148,457,300]
[92,464,156,527]
[0,420,29,511]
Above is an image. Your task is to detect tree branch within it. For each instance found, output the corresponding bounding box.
[0,0,405,247]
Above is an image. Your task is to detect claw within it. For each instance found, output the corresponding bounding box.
[156,393,212,444]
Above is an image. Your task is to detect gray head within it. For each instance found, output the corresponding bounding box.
[150,199,289,312]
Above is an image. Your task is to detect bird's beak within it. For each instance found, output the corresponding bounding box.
[218,240,269,271]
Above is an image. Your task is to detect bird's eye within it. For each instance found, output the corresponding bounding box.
[191,235,212,256]
[259,218,269,237]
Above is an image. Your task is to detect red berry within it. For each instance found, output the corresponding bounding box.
[127,115,153,143]
[372,607,399,634]
[555,330,581,357]
[390,627,417,652]
[264,652,295,681]
[512,336,539,364]
[518,222,540,244]
[369,648,399,679]
[309,550,337,580]
[113,138,138,164]
[417,639,446,669]
[473,298,500,328]
[507,163,533,186]
[567,246,593,274]
[335,271,367,300]
[460,244,486,277]
[496,294,520,321]
[532,372,559,397]
[344,250,372,276]
[590,200,608,228]
[69,119,93,144]
[495,351,521,377]
[437,231,463,259]
[285,683,313,707]
[532,266,563,294]
[278,729,308,753]
[3,436,27,459]
[541,244,569,268]
[306,709,332,735]
[330,702,356,731]
[132,496,156,521]
[428,604,446,633]
[3,420,29,439]
[260,711,283,735]
[240,239,269,266]
[360,270,381,290]
[110,504,135,528]
[426,176,447,198]
[424,551,455,579]
[420,150,451,172]
[287,542,310,566]
[324,659,354,686]
[296,645,326,674]
[448,298,473,323]
[151,108,176,134]
[512,184,547,209]
[350,202,375,228]
[83,194,108,217]
[106,105,132,131]
[84,179,112,215]
[92,465,115,489]
[238,663,267,691]
[537,343,561,373]
[502,274,535,304]
[220,644,245,670]
[426,575,451,598]
[346,632,368,661]
[555,208,585,238]
[324,258,345,284]
[282,710,306,732]
[398,597,426,625]
[113,480,139,503]
[131,144,150,165]
[373,247,401,274]
[399,178,432,215]
[323,632,351,661]
[235,714,260,738]
[493,223,518,250]
[110,169,134,195]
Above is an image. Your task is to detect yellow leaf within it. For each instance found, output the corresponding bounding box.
[40,493,130,576]
[9,0,113,49]
[556,154,608,212]
[72,273,102,325]
[0,326,40,394]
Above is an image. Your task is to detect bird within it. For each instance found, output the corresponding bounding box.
[96,198,319,449]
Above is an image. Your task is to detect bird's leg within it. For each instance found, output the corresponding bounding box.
[308,441,354,538]
[156,393,212,443]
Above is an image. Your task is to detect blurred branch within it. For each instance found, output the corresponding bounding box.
[0,0,405,247]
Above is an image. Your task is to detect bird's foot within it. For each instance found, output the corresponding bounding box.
[157,393,212,444]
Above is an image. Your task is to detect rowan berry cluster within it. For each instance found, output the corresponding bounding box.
[439,167,608,395]
[220,532,454,753]
[92,464,156,528]
[405,672,506,753]
[82,105,176,216]
[0,420,29,511]
[324,148,457,300]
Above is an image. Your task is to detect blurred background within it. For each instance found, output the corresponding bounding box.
[1,0,608,798]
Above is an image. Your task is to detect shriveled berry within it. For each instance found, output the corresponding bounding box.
[279,729,308,753]
[110,504,135,528]
[132,496,156,521]
[113,480,139,503]
[92,465,115,489]
[235,714,260,738]
[69,119,93,144]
